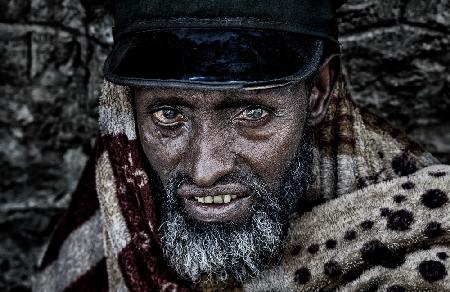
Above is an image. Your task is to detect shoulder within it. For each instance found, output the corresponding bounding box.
[245,165,450,291]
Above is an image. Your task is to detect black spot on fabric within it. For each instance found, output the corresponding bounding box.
[362,284,379,292]
[341,269,363,284]
[294,267,311,284]
[361,240,390,265]
[424,221,444,238]
[307,244,319,254]
[386,209,414,231]
[381,249,406,269]
[324,260,342,278]
[393,195,407,203]
[386,285,406,292]
[392,152,417,176]
[325,239,337,249]
[418,260,447,282]
[401,181,415,190]
[361,240,406,269]
[357,178,368,189]
[290,245,302,256]
[421,189,448,209]
[380,208,391,217]
[377,151,384,158]
[437,252,448,261]
[391,128,401,138]
[361,220,374,230]
[428,171,446,177]
[344,230,357,241]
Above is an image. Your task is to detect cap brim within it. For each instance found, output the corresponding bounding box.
[103,29,323,90]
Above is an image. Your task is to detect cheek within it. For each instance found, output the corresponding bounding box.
[235,116,306,185]
[138,122,188,178]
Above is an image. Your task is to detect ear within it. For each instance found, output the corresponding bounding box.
[309,55,340,127]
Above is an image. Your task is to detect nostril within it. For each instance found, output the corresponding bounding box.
[191,154,235,187]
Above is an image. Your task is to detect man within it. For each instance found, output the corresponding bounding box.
[34,0,450,291]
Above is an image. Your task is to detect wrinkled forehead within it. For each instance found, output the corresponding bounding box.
[133,80,307,107]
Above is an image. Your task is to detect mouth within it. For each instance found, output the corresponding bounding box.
[191,194,239,204]
[177,184,254,222]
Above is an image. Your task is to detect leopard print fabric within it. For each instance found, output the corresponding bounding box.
[244,165,450,292]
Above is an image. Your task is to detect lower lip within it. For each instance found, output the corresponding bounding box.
[182,196,254,222]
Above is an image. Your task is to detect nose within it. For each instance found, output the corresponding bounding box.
[187,124,235,187]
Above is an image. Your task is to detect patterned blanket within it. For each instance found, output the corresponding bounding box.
[33,74,450,291]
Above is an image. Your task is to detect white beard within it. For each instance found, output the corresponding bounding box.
[156,127,314,283]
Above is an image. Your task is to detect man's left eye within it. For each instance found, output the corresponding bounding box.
[238,106,269,121]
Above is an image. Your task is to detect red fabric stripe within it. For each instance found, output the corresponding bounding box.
[64,257,108,292]
[105,134,197,291]
[118,243,154,291]
[318,113,355,129]
[118,241,198,292]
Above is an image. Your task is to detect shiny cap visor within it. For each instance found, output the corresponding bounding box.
[103,29,324,89]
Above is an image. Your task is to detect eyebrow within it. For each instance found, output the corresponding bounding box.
[214,91,277,110]
[214,97,270,110]
[144,90,277,111]
[145,95,193,109]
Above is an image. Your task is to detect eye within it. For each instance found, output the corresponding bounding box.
[238,106,269,121]
[152,107,184,126]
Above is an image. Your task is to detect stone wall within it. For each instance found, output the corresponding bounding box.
[0,0,448,290]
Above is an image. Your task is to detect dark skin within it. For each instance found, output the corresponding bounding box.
[135,57,337,222]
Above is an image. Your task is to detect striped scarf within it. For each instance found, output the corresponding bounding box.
[33,74,450,291]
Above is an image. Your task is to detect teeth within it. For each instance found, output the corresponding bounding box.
[213,195,223,203]
[195,194,238,204]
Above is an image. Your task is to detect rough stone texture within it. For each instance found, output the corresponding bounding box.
[338,0,450,162]
[0,0,448,290]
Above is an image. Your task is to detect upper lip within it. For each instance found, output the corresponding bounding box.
[177,183,249,198]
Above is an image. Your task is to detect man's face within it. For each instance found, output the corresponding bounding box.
[134,81,314,281]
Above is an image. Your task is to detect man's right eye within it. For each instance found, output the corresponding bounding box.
[152,107,184,126]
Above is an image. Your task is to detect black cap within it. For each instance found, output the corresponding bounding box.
[104,0,345,89]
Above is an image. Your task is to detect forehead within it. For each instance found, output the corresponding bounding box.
[134,81,305,106]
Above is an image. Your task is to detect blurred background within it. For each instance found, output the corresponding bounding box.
[0,0,449,290]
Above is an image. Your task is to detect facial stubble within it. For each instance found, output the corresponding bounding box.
[151,125,314,283]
